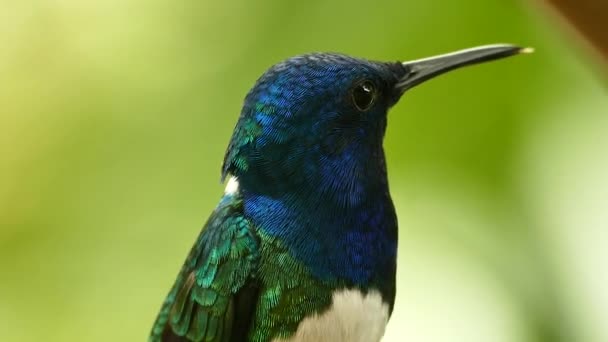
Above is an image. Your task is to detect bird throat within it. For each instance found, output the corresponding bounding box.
[237,150,398,286]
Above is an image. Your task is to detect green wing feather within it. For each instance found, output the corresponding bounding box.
[150,196,260,342]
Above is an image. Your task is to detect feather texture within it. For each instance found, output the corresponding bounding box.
[150,195,259,342]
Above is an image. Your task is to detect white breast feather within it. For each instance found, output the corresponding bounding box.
[274,289,389,342]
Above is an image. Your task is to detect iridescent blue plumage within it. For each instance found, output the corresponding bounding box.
[224,54,403,293]
[151,45,528,341]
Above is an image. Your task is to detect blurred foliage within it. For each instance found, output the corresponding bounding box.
[1,0,607,341]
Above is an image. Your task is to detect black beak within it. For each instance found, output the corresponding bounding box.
[395,44,532,93]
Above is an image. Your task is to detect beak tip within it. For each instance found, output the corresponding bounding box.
[519,46,535,54]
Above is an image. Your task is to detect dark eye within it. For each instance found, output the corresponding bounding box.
[351,80,377,111]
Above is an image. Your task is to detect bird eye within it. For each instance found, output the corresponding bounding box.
[351,80,377,111]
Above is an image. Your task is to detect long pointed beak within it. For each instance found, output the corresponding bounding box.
[395,44,533,93]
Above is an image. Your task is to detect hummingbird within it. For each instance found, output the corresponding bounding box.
[150,44,530,342]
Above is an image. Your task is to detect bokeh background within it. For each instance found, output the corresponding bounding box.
[1,0,606,341]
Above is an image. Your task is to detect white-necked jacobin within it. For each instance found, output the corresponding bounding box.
[150,44,530,342]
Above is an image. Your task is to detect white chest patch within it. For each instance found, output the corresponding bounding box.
[273,289,390,342]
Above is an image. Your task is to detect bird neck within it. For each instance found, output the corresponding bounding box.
[236,151,398,289]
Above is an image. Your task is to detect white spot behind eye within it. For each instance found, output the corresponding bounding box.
[224,176,239,195]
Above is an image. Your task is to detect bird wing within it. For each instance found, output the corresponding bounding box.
[150,197,260,342]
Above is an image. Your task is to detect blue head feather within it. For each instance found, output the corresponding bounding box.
[222,53,406,289]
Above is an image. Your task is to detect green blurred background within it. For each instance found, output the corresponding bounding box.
[1,0,607,341]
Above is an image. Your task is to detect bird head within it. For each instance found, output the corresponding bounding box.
[222,45,529,204]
